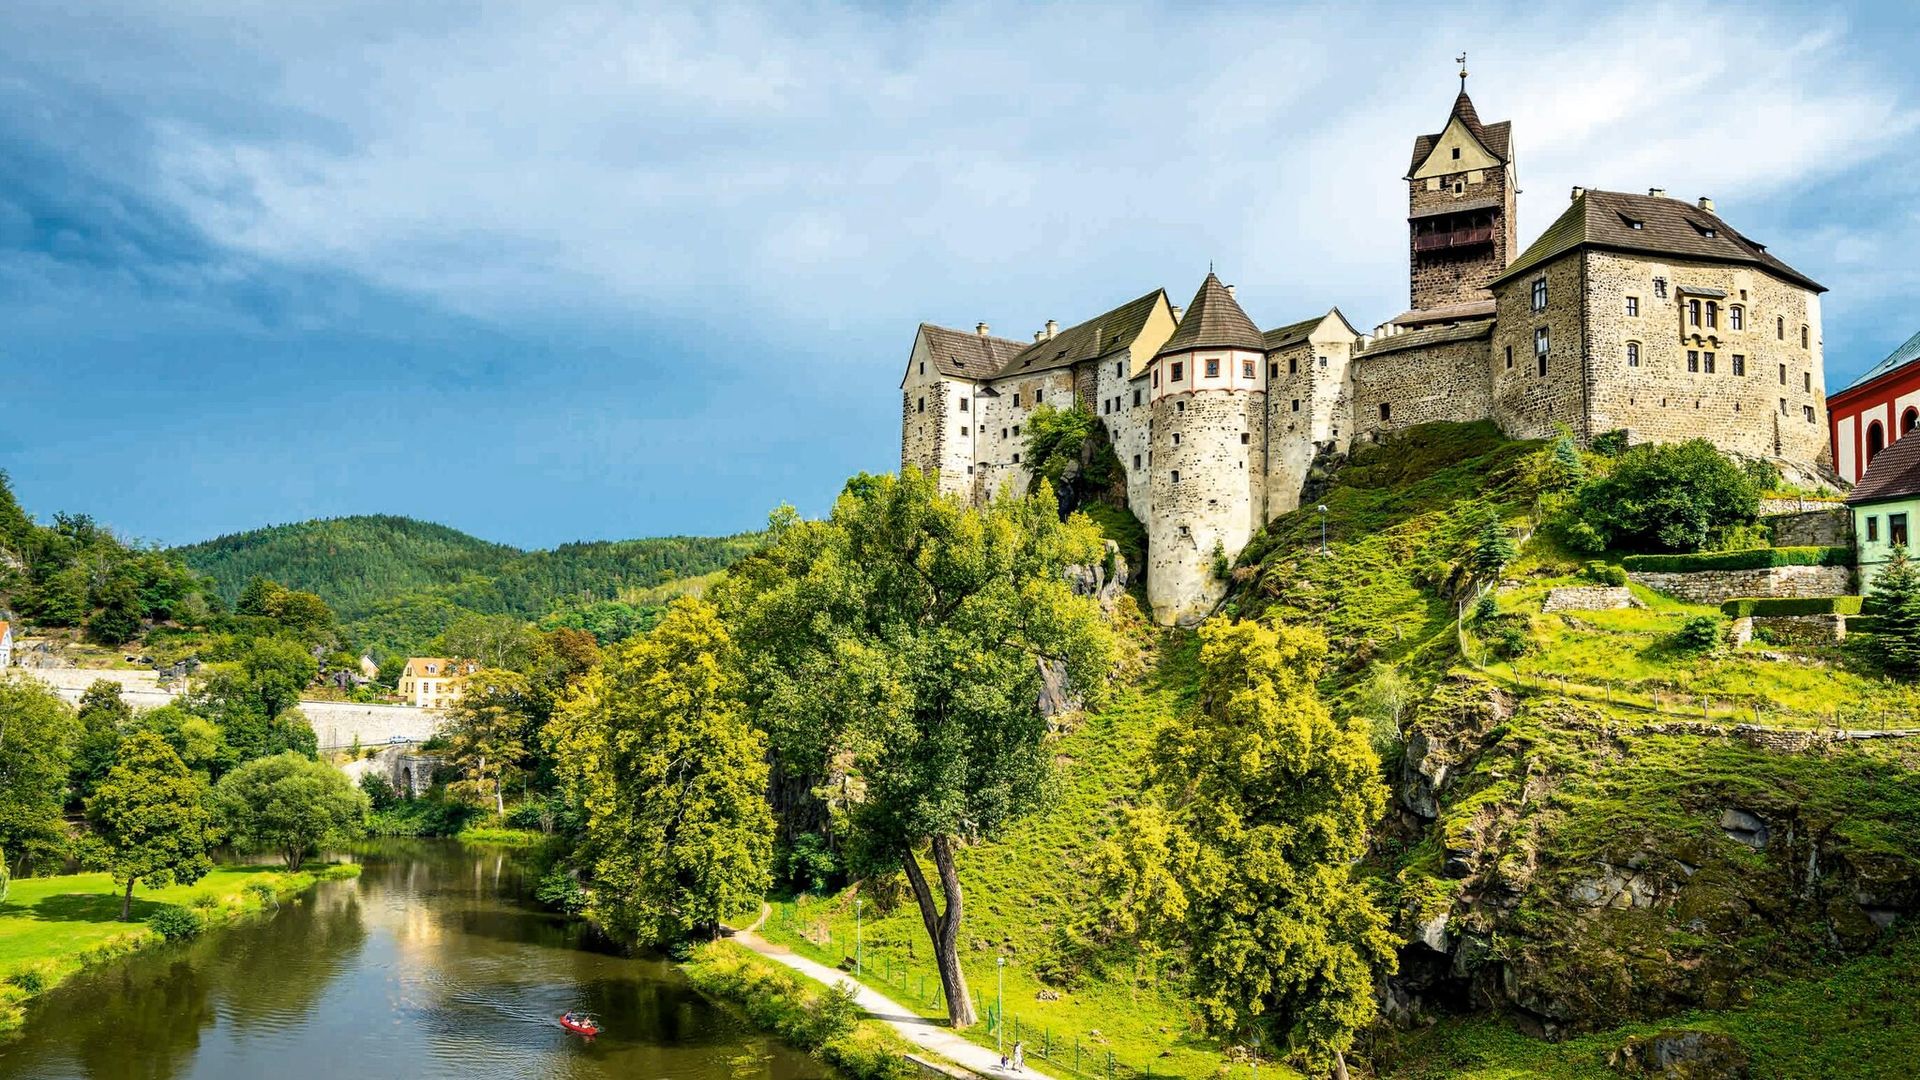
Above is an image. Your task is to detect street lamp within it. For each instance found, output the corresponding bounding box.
[855,898,864,977]
[996,955,1007,1056]
[1317,504,1330,555]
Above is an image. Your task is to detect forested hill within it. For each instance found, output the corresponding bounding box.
[175,515,763,652]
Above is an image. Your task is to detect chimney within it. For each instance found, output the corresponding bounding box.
[1045,319,1058,339]
[1225,284,1237,299]
[1171,305,1185,322]
[1697,195,1715,213]
[1570,185,1586,201]
[976,322,990,337]
[1034,331,1045,342]
[1648,187,1666,199]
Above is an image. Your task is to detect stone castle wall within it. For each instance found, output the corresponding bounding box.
[1408,160,1514,310]
[1148,386,1260,625]
[1350,331,1494,442]
[1626,564,1851,604]
[901,376,974,501]
[1768,507,1852,548]
[1489,254,1587,438]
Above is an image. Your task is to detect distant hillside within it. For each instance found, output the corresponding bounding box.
[176,515,762,654]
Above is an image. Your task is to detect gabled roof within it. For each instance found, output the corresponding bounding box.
[916,324,1031,381]
[1356,318,1495,359]
[999,289,1167,377]
[1262,308,1358,352]
[1156,273,1266,358]
[1492,189,1824,292]
[402,657,470,678]
[1408,89,1512,175]
[1842,329,1920,393]
[1847,432,1920,506]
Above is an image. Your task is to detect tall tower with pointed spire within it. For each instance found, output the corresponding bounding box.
[1402,60,1516,322]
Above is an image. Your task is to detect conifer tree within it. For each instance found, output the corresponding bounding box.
[1866,545,1920,677]
[1471,512,1517,580]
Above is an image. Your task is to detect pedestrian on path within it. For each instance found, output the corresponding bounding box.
[1012,1042,1025,1073]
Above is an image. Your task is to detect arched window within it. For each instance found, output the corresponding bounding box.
[1868,420,1886,463]
[1903,407,1918,436]
[1626,342,1640,368]
[1706,301,1718,328]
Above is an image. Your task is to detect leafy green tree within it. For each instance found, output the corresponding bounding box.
[214,752,369,869]
[241,636,320,719]
[86,575,145,645]
[71,680,132,805]
[551,598,773,944]
[1866,545,1920,677]
[1116,618,1395,1077]
[1470,512,1517,580]
[1566,439,1761,553]
[85,731,214,920]
[438,613,538,671]
[0,676,82,873]
[714,470,1114,1027]
[442,669,533,815]
[1023,403,1121,509]
[129,704,231,779]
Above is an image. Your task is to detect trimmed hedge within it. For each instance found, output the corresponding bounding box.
[1623,546,1854,573]
[1721,595,1864,618]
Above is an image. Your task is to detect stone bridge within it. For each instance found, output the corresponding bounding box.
[340,744,442,798]
[17,666,442,749]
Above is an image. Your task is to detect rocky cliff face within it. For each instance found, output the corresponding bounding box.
[1384,674,1920,1039]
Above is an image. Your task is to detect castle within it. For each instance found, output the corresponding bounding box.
[900,71,1834,626]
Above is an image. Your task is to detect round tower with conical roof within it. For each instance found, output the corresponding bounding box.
[1145,273,1267,625]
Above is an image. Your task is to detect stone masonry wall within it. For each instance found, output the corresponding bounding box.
[1148,388,1258,625]
[1768,507,1853,548]
[1490,254,1587,439]
[971,369,1075,503]
[1350,333,1494,443]
[901,376,973,501]
[1408,158,1515,310]
[1581,251,1830,476]
[1542,586,1640,613]
[1626,564,1851,604]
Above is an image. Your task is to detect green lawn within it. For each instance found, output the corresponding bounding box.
[0,862,359,1030]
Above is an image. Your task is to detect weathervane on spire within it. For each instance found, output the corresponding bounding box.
[1456,52,1468,90]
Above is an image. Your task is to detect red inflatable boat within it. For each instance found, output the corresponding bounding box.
[559,1012,599,1037]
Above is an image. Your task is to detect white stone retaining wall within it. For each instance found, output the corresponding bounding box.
[1626,564,1851,604]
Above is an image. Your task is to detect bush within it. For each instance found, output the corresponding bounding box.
[359,772,399,811]
[1566,439,1762,553]
[1591,429,1630,456]
[6,966,48,994]
[534,868,588,914]
[1674,615,1723,652]
[1481,613,1532,659]
[807,981,864,1046]
[1721,596,1863,618]
[1622,547,1854,573]
[781,833,841,894]
[1581,561,1628,586]
[148,906,203,942]
[1472,593,1499,623]
[189,893,219,912]
[245,881,280,906]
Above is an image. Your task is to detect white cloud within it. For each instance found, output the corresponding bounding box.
[18,1,1920,353]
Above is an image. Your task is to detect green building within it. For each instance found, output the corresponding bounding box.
[1847,432,1920,593]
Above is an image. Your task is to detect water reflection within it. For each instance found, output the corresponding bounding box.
[0,841,831,1080]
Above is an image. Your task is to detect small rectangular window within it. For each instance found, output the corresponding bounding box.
[1291,399,1300,412]
[1035,389,1043,402]
[1242,359,1255,379]
[1779,363,1787,385]
[1703,351,1716,374]
[1732,354,1745,376]
[1176,401,1185,413]
[1505,345,1513,369]
[1012,425,1020,436]
[1240,432,1251,444]
[960,426,968,436]
[1804,372,1812,392]
[1730,306,1744,330]
[1205,358,1220,378]
[1270,362,1280,378]
[1318,356,1328,368]
[1706,301,1718,329]
[1171,361,1184,382]
[1654,277,1668,299]
[1625,296,1639,317]
[1894,514,1910,547]
[917,398,925,413]
[1687,350,1699,373]
[1133,454,1142,468]
[959,398,968,412]
[1170,470,1180,484]
[1012,452,1021,463]
[1133,390,1142,407]
[1013,393,1021,406]
[1626,343,1640,368]
[1780,398,1788,414]
[1379,402,1392,421]
[1532,278,1547,311]
[1804,405,1816,423]
[1289,357,1299,374]
[1868,516,1880,542]
[1688,299,1702,326]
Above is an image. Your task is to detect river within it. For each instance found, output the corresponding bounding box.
[0,841,834,1080]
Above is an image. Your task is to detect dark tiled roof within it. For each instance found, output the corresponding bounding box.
[1156,273,1266,358]
[1393,299,1497,327]
[1356,318,1494,359]
[1408,90,1512,175]
[1492,190,1825,292]
[1843,329,1920,393]
[1848,431,1920,505]
[917,323,1029,380]
[1000,289,1166,377]
[1263,308,1357,351]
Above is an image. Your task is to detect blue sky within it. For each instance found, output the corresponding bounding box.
[4,1,1919,548]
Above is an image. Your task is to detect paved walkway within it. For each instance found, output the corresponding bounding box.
[731,906,1052,1079]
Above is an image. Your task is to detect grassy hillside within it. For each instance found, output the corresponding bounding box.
[176,515,762,654]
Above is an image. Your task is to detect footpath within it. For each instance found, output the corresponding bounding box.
[731,906,1053,1080]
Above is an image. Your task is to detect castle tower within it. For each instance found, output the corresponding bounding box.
[1146,273,1267,626]
[1403,62,1516,323]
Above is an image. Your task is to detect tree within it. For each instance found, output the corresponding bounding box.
[214,752,369,870]
[551,598,773,944]
[71,680,132,805]
[1119,618,1396,1077]
[714,470,1114,1027]
[1356,661,1417,754]
[442,669,532,815]
[1566,439,1761,553]
[85,732,214,920]
[1866,545,1920,677]
[1470,512,1516,580]
[0,676,81,874]
[439,613,537,671]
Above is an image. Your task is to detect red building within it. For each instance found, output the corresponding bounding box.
[1829,329,1920,485]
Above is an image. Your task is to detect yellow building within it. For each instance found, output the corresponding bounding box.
[396,657,477,709]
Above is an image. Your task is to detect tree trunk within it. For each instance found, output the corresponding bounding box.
[495,779,504,817]
[902,833,976,1028]
[1332,1050,1350,1080]
[121,877,134,921]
